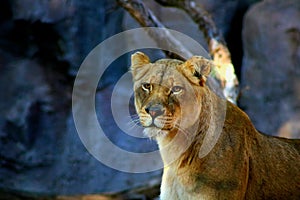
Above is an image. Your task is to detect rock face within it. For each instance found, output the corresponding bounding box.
[240,0,300,137]
[1,0,297,198]
[0,0,160,196]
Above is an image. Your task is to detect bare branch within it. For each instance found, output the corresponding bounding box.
[155,0,239,103]
[117,0,238,103]
[154,0,226,60]
[116,0,194,60]
[155,1,221,41]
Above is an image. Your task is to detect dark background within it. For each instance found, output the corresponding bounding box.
[0,0,299,197]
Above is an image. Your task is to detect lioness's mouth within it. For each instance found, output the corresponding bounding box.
[143,122,171,130]
[146,124,172,131]
[139,115,174,130]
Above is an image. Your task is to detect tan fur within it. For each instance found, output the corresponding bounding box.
[131,52,300,200]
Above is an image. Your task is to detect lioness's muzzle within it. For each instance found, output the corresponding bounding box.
[145,104,165,119]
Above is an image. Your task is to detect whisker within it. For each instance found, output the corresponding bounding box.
[126,115,142,129]
[131,113,139,118]
[126,121,140,130]
[126,114,139,121]
[127,118,140,126]
[125,114,139,120]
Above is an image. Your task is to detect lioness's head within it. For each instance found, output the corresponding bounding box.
[131,52,213,138]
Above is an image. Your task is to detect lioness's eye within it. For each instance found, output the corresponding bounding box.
[171,86,183,94]
[141,83,152,92]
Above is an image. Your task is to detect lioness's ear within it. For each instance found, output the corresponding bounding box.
[130,51,150,77]
[178,56,213,86]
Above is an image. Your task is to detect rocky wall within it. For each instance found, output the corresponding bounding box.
[1,0,298,198]
[240,0,300,138]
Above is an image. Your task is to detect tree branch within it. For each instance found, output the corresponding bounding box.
[117,0,239,103]
[116,0,194,60]
[155,0,239,103]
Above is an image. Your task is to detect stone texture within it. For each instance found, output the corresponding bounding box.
[1,0,295,198]
[0,0,160,196]
[240,0,300,137]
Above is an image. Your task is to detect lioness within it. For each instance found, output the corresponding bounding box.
[131,52,300,200]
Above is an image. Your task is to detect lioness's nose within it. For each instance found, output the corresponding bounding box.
[145,104,165,118]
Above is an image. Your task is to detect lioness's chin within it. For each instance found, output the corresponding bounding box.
[143,127,169,138]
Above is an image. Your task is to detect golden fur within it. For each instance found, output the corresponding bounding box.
[131,52,300,200]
